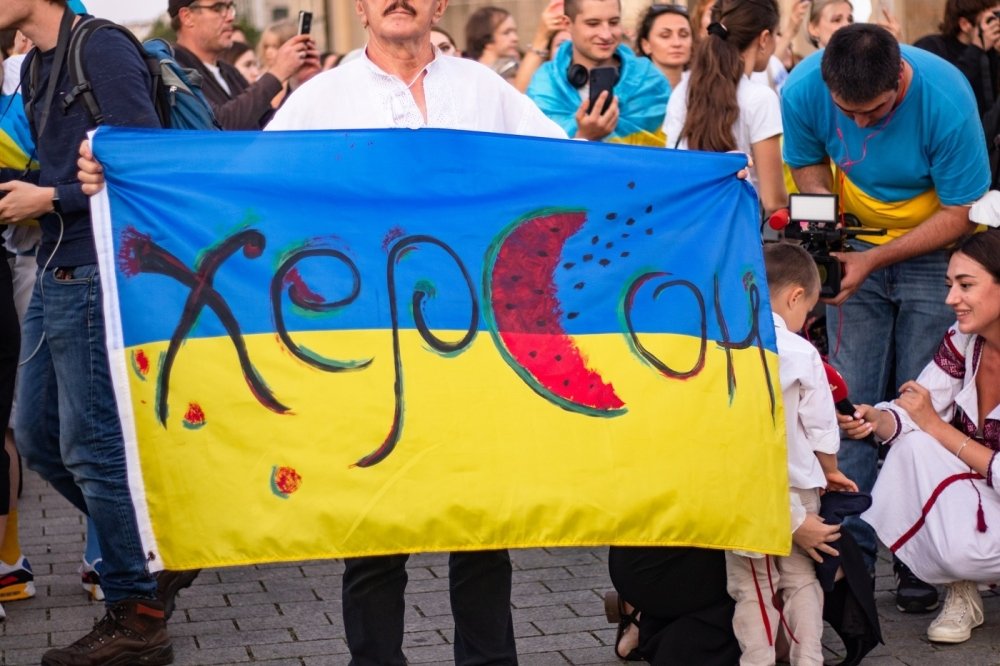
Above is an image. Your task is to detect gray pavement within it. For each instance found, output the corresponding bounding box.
[2,469,999,665]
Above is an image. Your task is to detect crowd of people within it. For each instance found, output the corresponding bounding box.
[1,0,999,664]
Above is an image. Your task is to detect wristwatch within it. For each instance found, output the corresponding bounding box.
[52,190,61,214]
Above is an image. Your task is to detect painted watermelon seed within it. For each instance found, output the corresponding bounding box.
[645,205,653,213]
[591,235,599,245]
[573,282,585,289]
[605,241,613,249]
[567,312,579,319]
[599,259,611,267]
[621,251,630,258]
[583,254,593,262]
[529,351,538,358]
[555,354,562,361]
[626,218,636,226]
[511,275,522,282]
[606,212,617,220]
[645,228,653,235]
[537,250,548,257]
[621,233,630,238]
[563,262,575,269]
[627,181,635,189]
[505,303,516,310]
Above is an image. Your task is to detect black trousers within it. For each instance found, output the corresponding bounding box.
[342,549,517,665]
[0,257,19,515]
[609,546,740,666]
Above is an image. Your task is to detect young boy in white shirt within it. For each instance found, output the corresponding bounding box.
[726,242,857,665]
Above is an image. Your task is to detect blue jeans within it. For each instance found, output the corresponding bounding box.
[827,242,953,571]
[15,264,156,603]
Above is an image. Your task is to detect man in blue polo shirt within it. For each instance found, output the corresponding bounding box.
[781,23,990,616]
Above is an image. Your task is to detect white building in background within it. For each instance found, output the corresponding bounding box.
[242,0,932,59]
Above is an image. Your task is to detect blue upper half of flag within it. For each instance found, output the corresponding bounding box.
[93,127,774,352]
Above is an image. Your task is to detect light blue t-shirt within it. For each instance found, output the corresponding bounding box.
[781,45,988,223]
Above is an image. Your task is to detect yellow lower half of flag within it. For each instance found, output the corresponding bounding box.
[122,329,790,569]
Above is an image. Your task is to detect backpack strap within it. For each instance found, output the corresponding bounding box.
[24,6,76,141]
[59,18,161,126]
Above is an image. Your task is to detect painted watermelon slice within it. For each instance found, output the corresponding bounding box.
[484,209,626,416]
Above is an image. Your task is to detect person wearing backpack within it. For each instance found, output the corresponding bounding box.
[0,1,184,664]
[169,0,319,129]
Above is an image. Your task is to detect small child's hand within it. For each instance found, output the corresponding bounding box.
[792,513,840,563]
[825,470,858,493]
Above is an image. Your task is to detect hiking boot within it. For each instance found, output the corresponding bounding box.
[893,556,939,613]
[927,581,984,643]
[41,598,173,666]
[155,569,200,621]
[0,555,36,601]
[79,557,104,602]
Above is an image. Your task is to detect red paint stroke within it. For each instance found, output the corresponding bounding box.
[487,210,624,414]
[382,226,405,253]
[182,402,206,430]
[270,466,303,498]
[130,349,150,380]
[283,268,326,306]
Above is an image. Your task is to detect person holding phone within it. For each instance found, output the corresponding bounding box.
[914,0,1000,119]
[168,0,318,129]
[526,0,670,144]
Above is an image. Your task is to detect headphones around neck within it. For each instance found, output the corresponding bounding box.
[566,61,621,88]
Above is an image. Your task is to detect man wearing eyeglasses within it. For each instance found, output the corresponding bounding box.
[168,0,318,129]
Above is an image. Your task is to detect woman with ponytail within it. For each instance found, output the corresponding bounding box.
[663,0,786,218]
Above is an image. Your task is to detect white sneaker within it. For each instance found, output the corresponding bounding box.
[0,555,36,601]
[79,556,105,602]
[927,580,984,643]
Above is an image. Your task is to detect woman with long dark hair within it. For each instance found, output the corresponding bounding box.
[847,229,1000,645]
[663,0,786,217]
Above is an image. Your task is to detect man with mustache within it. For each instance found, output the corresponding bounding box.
[260,0,566,663]
[78,2,563,663]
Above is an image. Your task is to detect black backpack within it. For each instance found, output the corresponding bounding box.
[27,16,221,132]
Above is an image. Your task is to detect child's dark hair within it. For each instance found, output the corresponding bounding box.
[764,243,821,295]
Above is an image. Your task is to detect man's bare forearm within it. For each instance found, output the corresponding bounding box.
[790,162,834,194]
[863,205,974,271]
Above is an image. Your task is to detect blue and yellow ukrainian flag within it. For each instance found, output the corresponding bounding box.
[92,127,790,570]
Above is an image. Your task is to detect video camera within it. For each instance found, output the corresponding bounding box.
[781,194,885,298]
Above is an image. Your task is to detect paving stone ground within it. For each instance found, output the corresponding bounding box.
[2,470,999,665]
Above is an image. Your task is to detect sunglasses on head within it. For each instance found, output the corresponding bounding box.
[650,3,690,16]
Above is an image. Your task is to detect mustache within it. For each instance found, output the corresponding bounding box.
[383,1,417,16]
